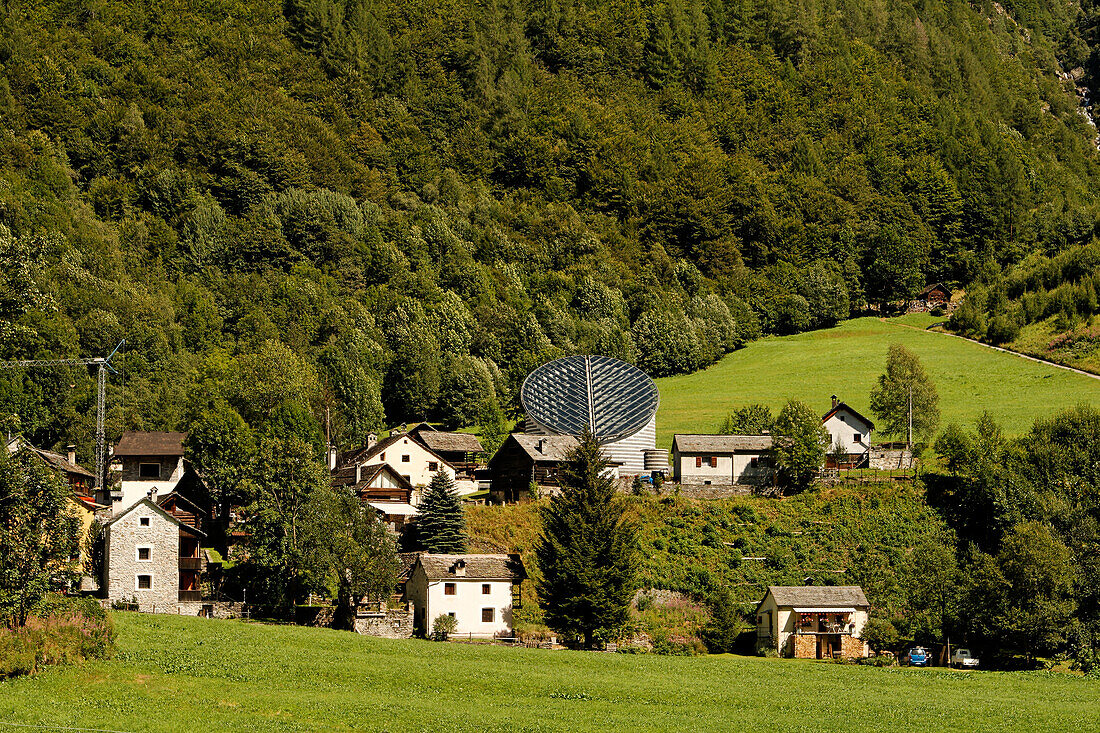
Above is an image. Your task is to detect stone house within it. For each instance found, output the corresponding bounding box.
[104,498,205,614]
[406,554,526,639]
[671,434,774,487]
[486,434,582,503]
[109,431,188,513]
[822,398,875,468]
[755,586,870,659]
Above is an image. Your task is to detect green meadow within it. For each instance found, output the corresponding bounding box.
[1,613,1095,732]
[654,316,1100,448]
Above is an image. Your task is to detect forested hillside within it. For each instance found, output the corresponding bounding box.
[2,0,1100,457]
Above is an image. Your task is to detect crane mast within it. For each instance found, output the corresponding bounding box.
[0,340,125,490]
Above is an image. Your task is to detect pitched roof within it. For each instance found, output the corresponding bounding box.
[398,552,420,580]
[7,437,95,478]
[336,432,453,471]
[766,586,869,608]
[821,402,875,430]
[416,553,526,581]
[113,431,187,457]
[501,433,580,462]
[917,282,951,298]
[332,463,415,494]
[672,434,773,453]
[415,430,484,454]
[106,498,206,538]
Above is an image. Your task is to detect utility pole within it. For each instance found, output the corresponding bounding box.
[0,340,126,490]
[907,385,913,450]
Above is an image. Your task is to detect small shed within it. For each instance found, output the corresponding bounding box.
[756,585,870,659]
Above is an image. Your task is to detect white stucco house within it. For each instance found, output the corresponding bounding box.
[335,431,477,499]
[407,554,526,639]
[108,431,188,513]
[755,585,870,659]
[671,434,774,487]
[821,398,874,468]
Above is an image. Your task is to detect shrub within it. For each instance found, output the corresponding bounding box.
[0,596,115,679]
[431,613,458,641]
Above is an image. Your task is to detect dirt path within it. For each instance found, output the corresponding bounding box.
[883,319,1100,382]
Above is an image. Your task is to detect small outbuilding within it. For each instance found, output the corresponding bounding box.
[821,398,874,468]
[671,434,774,487]
[406,554,526,639]
[755,585,870,659]
[487,434,581,503]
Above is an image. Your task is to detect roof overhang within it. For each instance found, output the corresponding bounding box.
[793,607,857,613]
[367,501,418,517]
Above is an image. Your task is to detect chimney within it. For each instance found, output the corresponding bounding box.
[327,445,337,471]
[66,444,77,465]
[355,463,363,484]
[831,395,838,409]
[367,433,377,449]
[537,438,545,454]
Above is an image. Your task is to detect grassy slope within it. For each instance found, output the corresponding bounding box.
[1,613,1094,732]
[654,316,1100,448]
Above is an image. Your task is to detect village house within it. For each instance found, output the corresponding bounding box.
[331,461,418,530]
[822,398,875,468]
[334,430,475,501]
[908,283,952,312]
[109,431,188,512]
[486,433,581,503]
[406,554,526,639]
[103,498,206,614]
[406,423,485,488]
[755,585,870,659]
[671,434,774,487]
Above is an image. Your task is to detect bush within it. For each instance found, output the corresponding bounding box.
[431,613,458,641]
[0,596,115,679]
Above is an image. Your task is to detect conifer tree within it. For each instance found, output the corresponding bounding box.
[416,471,468,553]
[535,430,638,649]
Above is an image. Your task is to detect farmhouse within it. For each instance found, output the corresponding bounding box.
[755,585,870,659]
[822,398,874,468]
[332,461,418,530]
[909,283,952,312]
[109,431,188,513]
[336,431,476,499]
[406,553,526,639]
[6,437,96,492]
[104,498,206,614]
[487,433,580,503]
[671,434,774,487]
[406,423,485,486]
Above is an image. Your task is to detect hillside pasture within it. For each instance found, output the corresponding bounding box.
[0,613,1095,732]
[654,316,1100,447]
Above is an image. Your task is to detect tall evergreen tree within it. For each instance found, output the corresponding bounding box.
[417,471,468,553]
[535,430,638,649]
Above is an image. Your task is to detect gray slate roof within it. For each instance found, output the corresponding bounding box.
[768,585,869,608]
[416,431,484,454]
[417,553,526,581]
[508,434,580,462]
[673,434,773,453]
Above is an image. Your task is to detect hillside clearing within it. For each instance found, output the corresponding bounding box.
[654,316,1100,448]
[0,613,1095,732]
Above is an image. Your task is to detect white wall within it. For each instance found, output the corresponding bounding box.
[376,436,470,498]
[112,456,184,514]
[527,415,656,476]
[823,408,872,455]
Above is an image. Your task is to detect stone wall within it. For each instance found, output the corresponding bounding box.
[869,447,914,470]
[673,482,756,499]
[105,503,179,613]
[177,601,245,619]
[840,634,866,659]
[354,607,414,638]
[792,633,817,659]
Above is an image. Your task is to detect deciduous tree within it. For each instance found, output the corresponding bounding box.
[869,343,940,443]
[771,399,829,491]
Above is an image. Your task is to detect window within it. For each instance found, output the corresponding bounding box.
[853,433,862,443]
[704,480,712,486]
[401,454,410,463]
[136,575,152,590]
[838,415,846,422]
[749,457,758,467]
[447,612,455,618]
[139,463,160,479]
[696,456,702,468]
[445,582,456,596]
[428,461,438,472]
[482,584,491,595]
[482,608,495,623]
[139,517,150,527]
[380,452,385,460]
[137,546,152,561]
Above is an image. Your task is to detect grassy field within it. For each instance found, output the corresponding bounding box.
[1,613,1095,733]
[654,316,1100,447]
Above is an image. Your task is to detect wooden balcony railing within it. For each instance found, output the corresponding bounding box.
[178,590,202,602]
[179,557,202,571]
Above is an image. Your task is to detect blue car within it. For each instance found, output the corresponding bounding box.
[905,646,930,667]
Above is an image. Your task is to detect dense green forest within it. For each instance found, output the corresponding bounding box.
[3,0,1100,457]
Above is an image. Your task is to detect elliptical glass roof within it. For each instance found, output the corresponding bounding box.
[520,355,659,443]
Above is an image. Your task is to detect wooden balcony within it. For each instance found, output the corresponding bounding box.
[179,557,202,571]
[178,590,202,602]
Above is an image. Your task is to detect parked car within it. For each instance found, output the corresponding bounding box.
[904,646,929,666]
[951,648,979,669]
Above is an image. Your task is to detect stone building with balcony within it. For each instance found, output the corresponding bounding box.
[755,585,870,659]
[104,498,206,613]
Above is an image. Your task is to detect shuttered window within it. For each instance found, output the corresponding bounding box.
[696,456,702,468]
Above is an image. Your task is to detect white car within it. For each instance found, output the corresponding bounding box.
[951,648,979,669]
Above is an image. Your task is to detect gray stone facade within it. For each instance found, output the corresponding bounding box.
[354,606,415,638]
[869,446,915,470]
[105,500,183,614]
